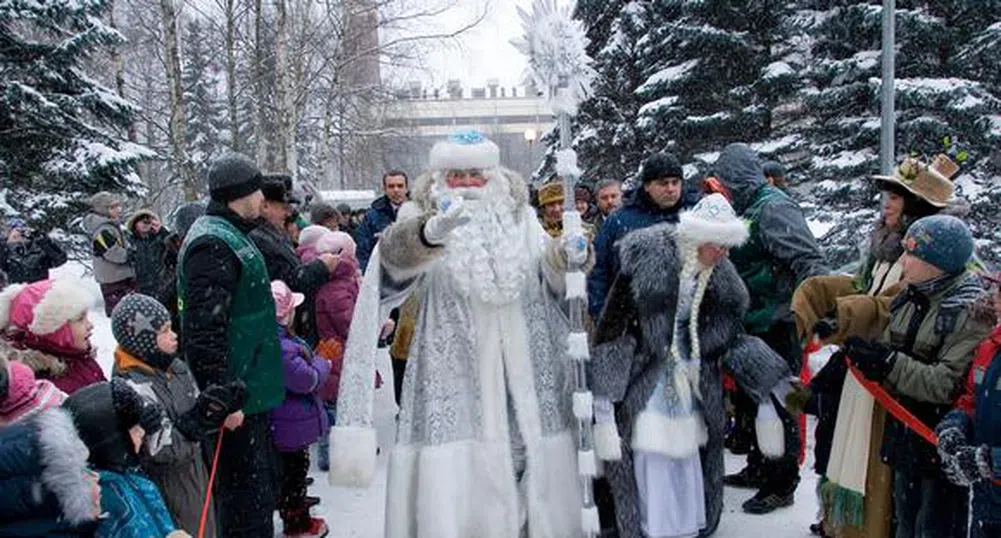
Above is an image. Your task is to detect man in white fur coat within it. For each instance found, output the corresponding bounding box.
[328,131,589,538]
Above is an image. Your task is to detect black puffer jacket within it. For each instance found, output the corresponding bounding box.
[0,235,67,285]
[248,220,331,345]
[127,210,170,296]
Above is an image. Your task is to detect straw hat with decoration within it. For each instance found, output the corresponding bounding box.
[873,154,959,208]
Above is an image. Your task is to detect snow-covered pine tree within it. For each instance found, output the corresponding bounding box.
[635,1,798,164]
[182,18,226,190]
[0,0,152,229]
[799,1,1001,267]
[571,0,650,186]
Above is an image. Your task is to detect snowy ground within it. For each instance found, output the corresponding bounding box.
[55,262,824,538]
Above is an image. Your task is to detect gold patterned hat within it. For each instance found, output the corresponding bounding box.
[537,181,564,207]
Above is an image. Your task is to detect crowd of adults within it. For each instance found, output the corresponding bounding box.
[0,137,999,538]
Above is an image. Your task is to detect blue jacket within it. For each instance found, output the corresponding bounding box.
[354,195,399,273]
[0,409,97,537]
[587,188,691,318]
[95,470,177,538]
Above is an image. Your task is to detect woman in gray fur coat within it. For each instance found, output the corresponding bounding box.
[590,194,793,538]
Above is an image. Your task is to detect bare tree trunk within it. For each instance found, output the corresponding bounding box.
[225,0,240,151]
[108,0,137,143]
[273,0,290,173]
[253,0,268,166]
[159,0,194,200]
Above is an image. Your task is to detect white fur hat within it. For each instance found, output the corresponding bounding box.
[676,193,749,248]
[0,279,95,335]
[429,130,500,171]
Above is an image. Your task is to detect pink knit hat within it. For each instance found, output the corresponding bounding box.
[0,361,67,426]
[0,279,95,349]
[316,231,356,258]
[270,280,304,323]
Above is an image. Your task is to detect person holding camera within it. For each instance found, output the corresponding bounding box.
[0,218,68,285]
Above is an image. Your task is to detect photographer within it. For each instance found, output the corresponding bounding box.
[0,218,68,285]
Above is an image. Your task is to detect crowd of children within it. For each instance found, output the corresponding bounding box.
[0,221,361,537]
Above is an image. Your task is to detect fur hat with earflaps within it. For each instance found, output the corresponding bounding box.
[0,280,95,346]
[873,154,958,208]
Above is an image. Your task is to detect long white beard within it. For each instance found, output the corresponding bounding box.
[439,171,532,305]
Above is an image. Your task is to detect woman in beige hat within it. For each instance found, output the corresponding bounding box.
[790,154,970,538]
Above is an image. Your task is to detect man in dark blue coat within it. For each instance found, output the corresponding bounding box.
[587,153,692,319]
[354,170,408,272]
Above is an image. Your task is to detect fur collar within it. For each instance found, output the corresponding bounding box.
[0,336,70,377]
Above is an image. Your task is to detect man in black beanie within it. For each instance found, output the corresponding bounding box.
[588,152,692,319]
[177,152,283,538]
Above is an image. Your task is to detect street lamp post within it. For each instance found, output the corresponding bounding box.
[880,0,896,175]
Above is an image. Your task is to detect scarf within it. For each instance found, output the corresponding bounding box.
[892,272,985,335]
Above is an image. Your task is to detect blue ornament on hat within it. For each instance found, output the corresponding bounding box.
[903,215,974,274]
[430,130,501,171]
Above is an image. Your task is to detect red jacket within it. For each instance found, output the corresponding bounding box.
[957,324,1001,416]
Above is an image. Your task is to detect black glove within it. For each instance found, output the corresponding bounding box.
[138,401,164,436]
[844,337,896,383]
[943,444,993,487]
[175,380,248,441]
[813,318,838,341]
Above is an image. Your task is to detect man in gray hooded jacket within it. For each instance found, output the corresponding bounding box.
[82,192,135,315]
[711,144,829,514]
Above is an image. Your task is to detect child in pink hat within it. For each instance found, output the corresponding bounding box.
[0,279,105,395]
[0,355,66,426]
[270,280,331,538]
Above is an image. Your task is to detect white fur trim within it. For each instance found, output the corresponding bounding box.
[565,271,586,300]
[593,421,622,461]
[35,408,95,525]
[327,425,378,487]
[578,449,597,476]
[429,137,500,171]
[30,280,95,335]
[567,331,589,361]
[582,506,601,534]
[676,210,749,248]
[756,402,785,459]
[631,410,702,458]
[386,435,581,537]
[572,390,594,421]
[555,149,582,179]
[0,283,27,330]
[396,200,422,221]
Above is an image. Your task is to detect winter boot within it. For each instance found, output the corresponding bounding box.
[741,483,796,515]
[723,465,766,489]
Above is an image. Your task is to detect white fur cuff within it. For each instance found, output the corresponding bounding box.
[567,332,589,361]
[631,411,701,459]
[328,425,378,488]
[578,449,597,476]
[572,391,594,421]
[582,506,601,534]
[756,402,785,459]
[593,421,622,461]
[565,271,586,300]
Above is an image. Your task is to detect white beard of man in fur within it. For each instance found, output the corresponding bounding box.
[327,131,592,538]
